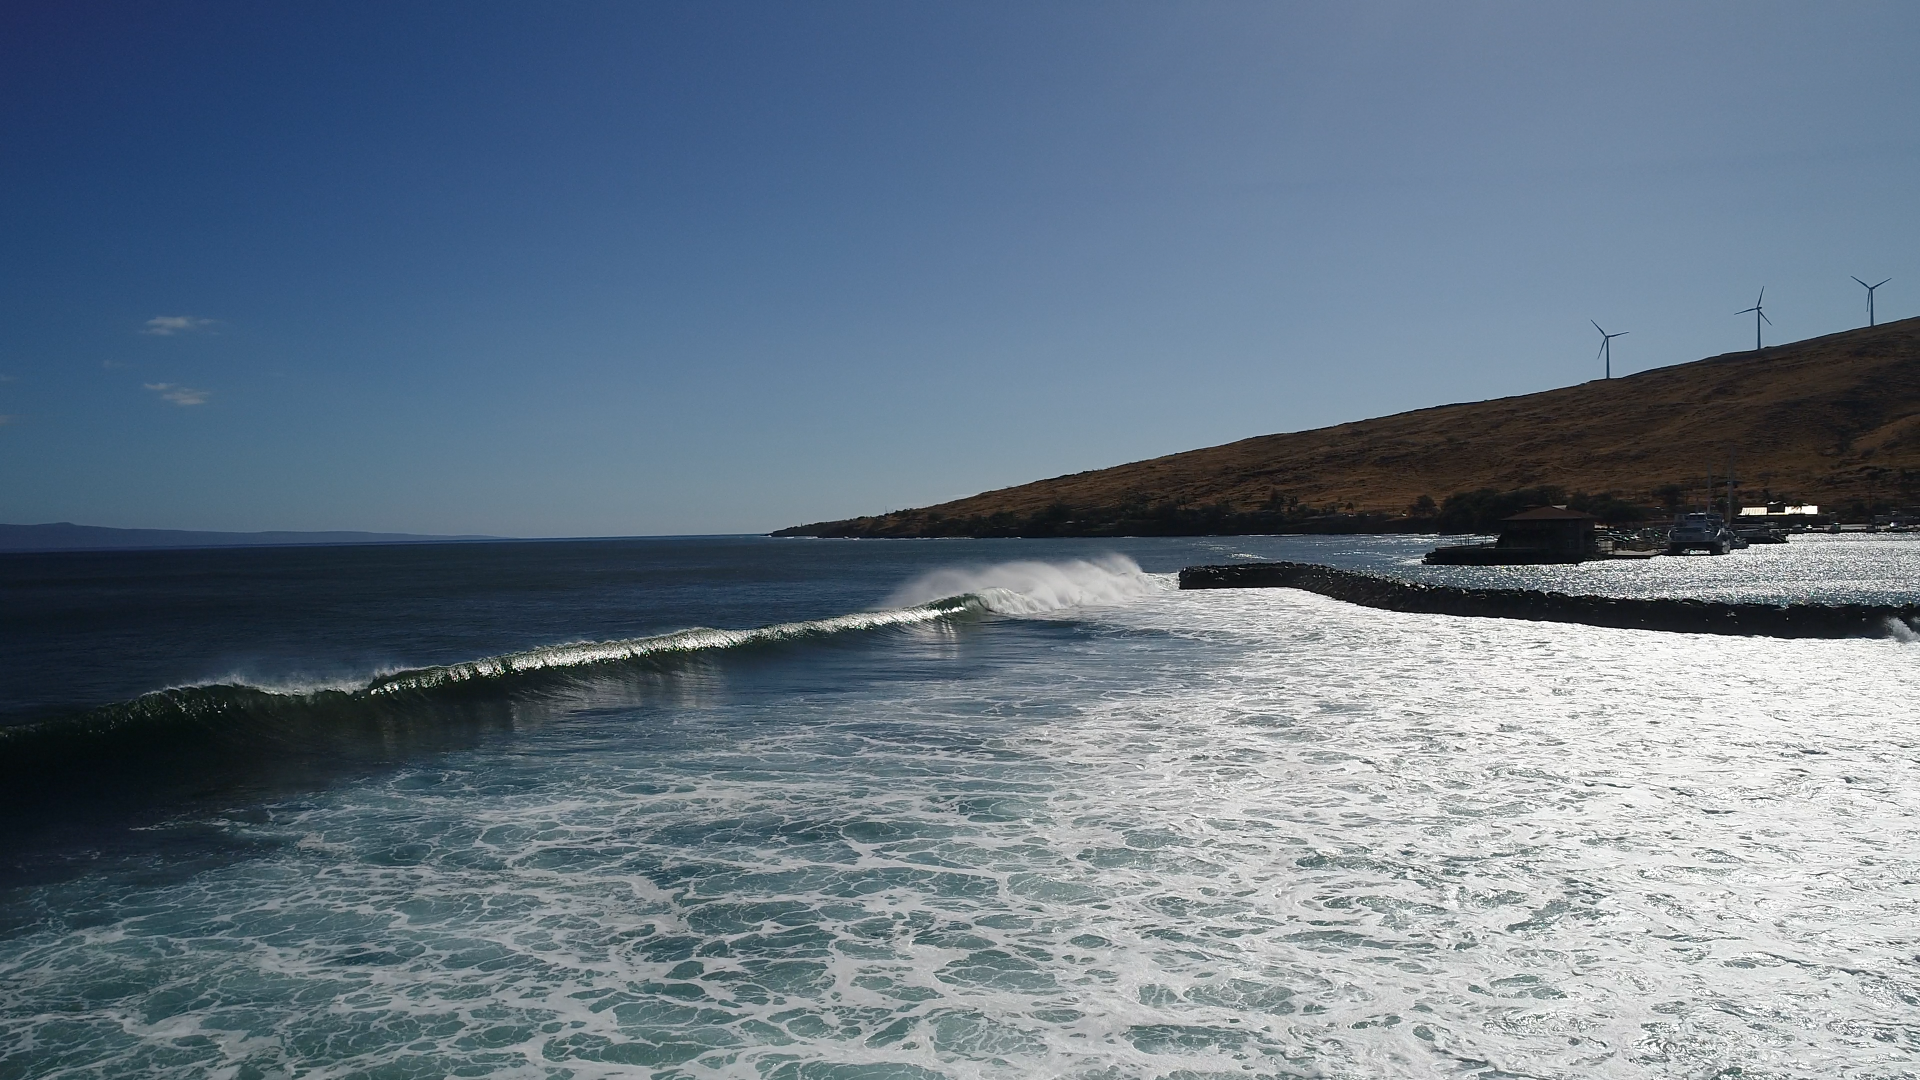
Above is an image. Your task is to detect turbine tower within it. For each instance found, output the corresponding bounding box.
[1852,276,1890,327]
[1736,288,1770,351]
[1591,320,1627,380]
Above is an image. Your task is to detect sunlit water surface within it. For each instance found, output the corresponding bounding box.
[3,537,1918,1079]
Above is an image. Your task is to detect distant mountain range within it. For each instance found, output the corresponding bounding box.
[0,523,496,553]
[779,316,1920,537]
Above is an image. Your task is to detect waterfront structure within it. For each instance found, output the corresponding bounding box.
[1424,506,1598,565]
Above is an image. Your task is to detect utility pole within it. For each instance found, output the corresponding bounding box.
[1727,449,1736,524]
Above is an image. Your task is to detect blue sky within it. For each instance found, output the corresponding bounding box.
[2,2,1916,536]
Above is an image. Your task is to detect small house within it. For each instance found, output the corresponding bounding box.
[1496,506,1597,556]
[1424,505,1599,565]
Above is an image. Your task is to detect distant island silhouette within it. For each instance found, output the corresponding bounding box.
[0,523,496,553]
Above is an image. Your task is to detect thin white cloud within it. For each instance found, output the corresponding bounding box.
[145,382,210,406]
[143,315,215,336]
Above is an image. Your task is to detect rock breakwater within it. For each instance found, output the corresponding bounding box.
[1178,562,1920,639]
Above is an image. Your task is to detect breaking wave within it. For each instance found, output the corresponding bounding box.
[883,553,1166,615]
[364,597,974,694]
[0,558,1164,815]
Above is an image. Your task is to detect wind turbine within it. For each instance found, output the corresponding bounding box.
[1736,288,1770,351]
[1852,276,1890,327]
[1591,320,1627,379]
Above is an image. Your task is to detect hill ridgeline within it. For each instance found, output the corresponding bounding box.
[778,317,1920,537]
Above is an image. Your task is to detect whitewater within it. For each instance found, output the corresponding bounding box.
[2,535,1917,1079]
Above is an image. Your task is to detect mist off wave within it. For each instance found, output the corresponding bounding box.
[886,553,1165,615]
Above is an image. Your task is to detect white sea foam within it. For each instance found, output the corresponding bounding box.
[7,575,1919,1079]
[883,553,1166,615]
[199,668,406,697]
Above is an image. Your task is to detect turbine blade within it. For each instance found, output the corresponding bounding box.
[1596,343,1607,361]
[1876,278,1891,289]
[1854,276,1870,288]
[1758,287,1765,304]
[1760,311,1772,325]
[1592,319,1605,334]
[1617,331,1629,338]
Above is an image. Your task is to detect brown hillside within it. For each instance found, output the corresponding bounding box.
[782,317,1920,536]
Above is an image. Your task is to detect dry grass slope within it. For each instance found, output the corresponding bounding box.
[782,317,1920,536]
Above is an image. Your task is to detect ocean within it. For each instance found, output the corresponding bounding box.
[3,533,1918,1079]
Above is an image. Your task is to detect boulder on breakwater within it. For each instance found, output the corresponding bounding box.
[1177,562,1920,639]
